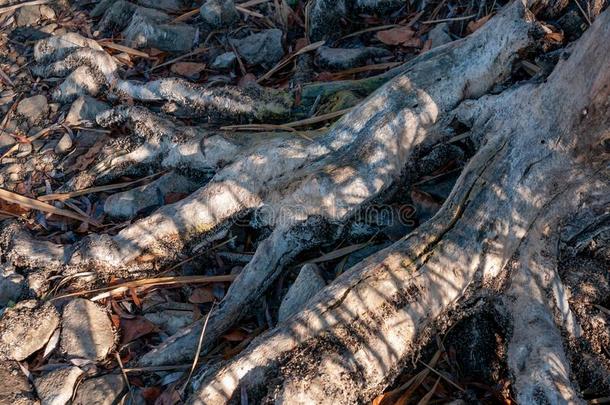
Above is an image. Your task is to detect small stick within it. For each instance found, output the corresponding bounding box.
[181,302,216,395]
[422,14,476,24]
[573,0,592,26]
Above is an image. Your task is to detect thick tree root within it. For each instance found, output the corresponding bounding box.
[13,0,542,372]
[184,3,610,403]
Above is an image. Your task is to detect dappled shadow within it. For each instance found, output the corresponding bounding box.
[1,0,609,403]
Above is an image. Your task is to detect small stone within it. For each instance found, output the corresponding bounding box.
[0,300,60,361]
[16,95,48,126]
[144,310,194,335]
[103,172,198,219]
[211,51,237,70]
[0,361,36,405]
[0,266,25,307]
[316,46,391,71]
[72,374,125,405]
[200,0,239,29]
[54,133,73,154]
[278,264,326,322]
[122,12,197,52]
[60,299,114,361]
[231,29,284,66]
[34,366,83,405]
[65,96,110,125]
[307,0,347,42]
[15,6,43,27]
[0,132,16,149]
[428,22,452,49]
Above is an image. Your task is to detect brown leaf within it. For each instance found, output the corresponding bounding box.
[155,387,181,405]
[238,73,257,87]
[222,328,249,342]
[189,286,215,304]
[141,386,162,404]
[402,37,423,48]
[544,31,564,43]
[170,62,206,79]
[163,192,188,205]
[467,14,492,33]
[376,26,415,45]
[120,316,158,344]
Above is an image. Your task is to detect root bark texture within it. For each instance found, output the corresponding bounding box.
[6,0,609,403]
[182,2,610,403]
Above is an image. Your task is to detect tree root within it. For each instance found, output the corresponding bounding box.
[184,3,610,403]
[7,1,608,403]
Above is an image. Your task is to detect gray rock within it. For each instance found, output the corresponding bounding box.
[278,264,326,322]
[0,300,60,361]
[200,0,239,29]
[103,171,199,219]
[307,0,347,42]
[144,310,194,335]
[72,374,125,405]
[428,22,452,49]
[232,29,284,66]
[34,366,83,405]
[0,361,36,405]
[54,133,73,155]
[65,96,110,125]
[60,299,114,361]
[211,51,237,70]
[0,266,24,307]
[316,46,391,71]
[0,132,16,149]
[15,4,54,26]
[122,11,197,52]
[16,95,48,127]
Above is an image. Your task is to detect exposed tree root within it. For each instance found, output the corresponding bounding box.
[183,3,610,403]
[0,0,540,372]
[3,0,608,403]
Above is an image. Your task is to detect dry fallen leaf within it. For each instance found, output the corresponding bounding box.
[544,31,564,43]
[376,26,415,45]
[120,316,158,344]
[222,328,249,342]
[170,62,206,79]
[467,14,492,33]
[189,286,215,304]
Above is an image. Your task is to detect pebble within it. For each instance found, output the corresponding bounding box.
[54,133,73,155]
[278,264,326,322]
[0,361,36,405]
[231,29,284,66]
[316,46,391,71]
[34,366,83,405]
[0,265,24,307]
[72,374,126,405]
[200,0,239,29]
[60,299,115,361]
[15,5,55,27]
[211,51,237,70]
[0,300,60,361]
[144,310,194,335]
[103,171,198,219]
[65,96,110,125]
[16,95,49,127]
